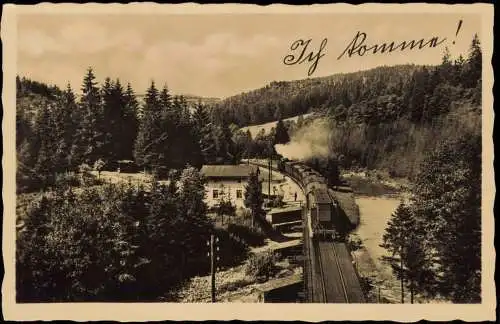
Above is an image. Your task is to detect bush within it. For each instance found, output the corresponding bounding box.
[93,159,106,176]
[78,163,103,187]
[244,251,281,279]
[55,172,80,188]
[213,228,249,269]
[347,234,364,251]
[359,276,375,300]
[227,223,266,247]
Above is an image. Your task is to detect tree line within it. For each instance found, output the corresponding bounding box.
[16,167,256,302]
[17,70,272,193]
[381,130,481,303]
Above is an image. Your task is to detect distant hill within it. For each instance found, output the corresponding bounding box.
[212,38,482,179]
[211,64,421,127]
[136,93,220,107]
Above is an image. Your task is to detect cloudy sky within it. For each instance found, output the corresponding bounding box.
[17,12,481,98]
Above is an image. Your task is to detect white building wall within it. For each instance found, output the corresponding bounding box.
[204,179,248,209]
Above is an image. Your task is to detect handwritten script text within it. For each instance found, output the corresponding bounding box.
[337,31,447,60]
[282,32,448,77]
[283,38,328,77]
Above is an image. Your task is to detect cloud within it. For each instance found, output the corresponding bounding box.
[138,32,282,91]
[18,22,144,57]
[143,32,280,62]
[18,29,63,57]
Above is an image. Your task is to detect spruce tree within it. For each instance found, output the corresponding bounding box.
[193,102,217,165]
[380,202,433,303]
[177,167,213,270]
[464,34,482,89]
[33,103,58,186]
[274,118,290,144]
[54,83,78,171]
[214,123,236,164]
[134,81,166,170]
[244,170,265,228]
[74,67,103,165]
[110,79,128,161]
[411,132,481,302]
[100,77,115,162]
[122,83,140,160]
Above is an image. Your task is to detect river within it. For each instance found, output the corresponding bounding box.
[352,195,405,302]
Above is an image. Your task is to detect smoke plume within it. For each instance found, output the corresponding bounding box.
[275,117,331,161]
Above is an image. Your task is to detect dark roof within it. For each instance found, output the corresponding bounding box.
[200,165,257,178]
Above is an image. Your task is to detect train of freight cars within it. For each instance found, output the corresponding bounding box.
[276,158,340,241]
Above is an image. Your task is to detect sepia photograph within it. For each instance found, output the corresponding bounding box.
[1,2,495,321]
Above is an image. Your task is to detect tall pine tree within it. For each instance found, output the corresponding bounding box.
[193,102,217,165]
[274,118,290,144]
[54,83,78,171]
[73,67,103,165]
[134,81,166,170]
[122,83,140,160]
[244,170,265,228]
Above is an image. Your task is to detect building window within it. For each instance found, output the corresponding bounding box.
[236,189,243,199]
[213,189,219,199]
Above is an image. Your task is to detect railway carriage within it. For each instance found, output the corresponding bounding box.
[277,158,339,241]
[268,158,365,302]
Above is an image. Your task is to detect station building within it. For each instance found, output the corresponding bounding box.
[200,164,259,209]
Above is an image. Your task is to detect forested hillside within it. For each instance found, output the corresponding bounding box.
[212,64,421,126]
[215,36,482,181]
[213,38,480,129]
[16,71,236,193]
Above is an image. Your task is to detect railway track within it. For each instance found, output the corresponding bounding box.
[317,241,349,302]
[331,242,350,302]
[246,159,365,303]
[315,241,330,302]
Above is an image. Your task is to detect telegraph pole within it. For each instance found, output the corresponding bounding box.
[268,158,272,197]
[400,248,404,304]
[207,234,219,302]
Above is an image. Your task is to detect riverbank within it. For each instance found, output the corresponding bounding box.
[340,170,416,302]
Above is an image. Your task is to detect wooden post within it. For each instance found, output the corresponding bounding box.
[268,158,271,197]
[400,253,404,304]
[210,234,216,303]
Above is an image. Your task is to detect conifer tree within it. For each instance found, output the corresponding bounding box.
[193,102,217,165]
[177,167,213,269]
[73,67,103,165]
[411,133,481,302]
[380,202,433,303]
[101,77,115,162]
[464,34,482,89]
[122,83,140,160]
[214,123,236,164]
[274,118,290,144]
[110,79,128,161]
[54,83,78,170]
[134,81,166,170]
[244,170,265,227]
[33,103,58,186]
